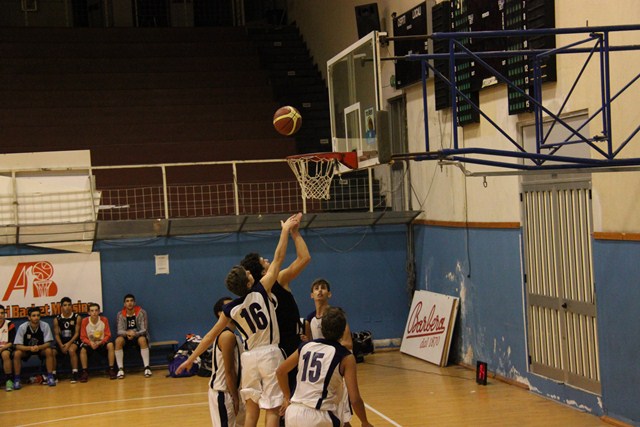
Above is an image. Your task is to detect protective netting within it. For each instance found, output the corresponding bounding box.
[286,155,338,200]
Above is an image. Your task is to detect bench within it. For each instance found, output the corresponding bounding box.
[149,340,179,366]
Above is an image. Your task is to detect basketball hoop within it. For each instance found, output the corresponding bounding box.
[33,280,52,297]
[286,152,358,200]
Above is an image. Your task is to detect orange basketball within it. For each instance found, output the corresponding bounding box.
[32,261,53,280]
[273,106,302,136]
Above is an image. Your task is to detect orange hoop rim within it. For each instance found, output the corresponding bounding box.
[285,151,358,170]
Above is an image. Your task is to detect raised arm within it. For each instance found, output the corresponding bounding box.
[261,213,301,292]
[277,225,311,289]
[176,313,230,374]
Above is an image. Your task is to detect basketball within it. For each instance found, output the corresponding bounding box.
[273,106,302,136]
[32,261,53,280]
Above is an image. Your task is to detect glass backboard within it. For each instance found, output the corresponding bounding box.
[328,31,384,171]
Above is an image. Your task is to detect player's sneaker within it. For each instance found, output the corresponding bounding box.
[47,374,56,387]
[70,372,79,383]
[109,367,117,380]
[13,377,21,390]
[116,369,124,379]
[144,367,152,378]
[5,379,13,392]
[80,370,89,383]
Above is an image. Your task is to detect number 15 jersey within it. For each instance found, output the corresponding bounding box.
[291,339,351,412]
[223,281,280,351]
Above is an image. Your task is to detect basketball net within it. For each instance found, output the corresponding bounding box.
[287,155,337,200]
[33,280,52,297]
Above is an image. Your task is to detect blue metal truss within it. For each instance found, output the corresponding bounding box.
[397,24,640,171]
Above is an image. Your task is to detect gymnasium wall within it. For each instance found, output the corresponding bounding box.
[413,224,625,418]
[592,239,640,425]
[1,224,411,345]
[289,1,640,424]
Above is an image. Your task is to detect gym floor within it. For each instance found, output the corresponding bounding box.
[0,350,610,427]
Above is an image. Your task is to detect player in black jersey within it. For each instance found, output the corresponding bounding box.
[241,218,311,395]
[53,297,81,383]
[13,307,56,388]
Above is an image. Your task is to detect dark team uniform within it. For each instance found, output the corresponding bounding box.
[272,281,303,396]
[272,282,303,357]
[14,321,54,359]
[56,312,80,346]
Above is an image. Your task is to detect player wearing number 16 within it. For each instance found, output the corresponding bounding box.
[176,212,302,427]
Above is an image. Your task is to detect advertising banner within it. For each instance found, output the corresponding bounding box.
[400,290,459,366]
[0,252,102,318]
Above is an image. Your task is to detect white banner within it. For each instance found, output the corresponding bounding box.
[400,290,459,367]
[0,252,102,318]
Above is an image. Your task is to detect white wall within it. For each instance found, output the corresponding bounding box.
[289,0,640,230]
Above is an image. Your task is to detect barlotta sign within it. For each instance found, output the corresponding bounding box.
[400,290,459,367]
[0,252,102,318]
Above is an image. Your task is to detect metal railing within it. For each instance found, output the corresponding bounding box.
[94,160,384,221]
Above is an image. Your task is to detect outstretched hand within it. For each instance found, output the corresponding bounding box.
[281,212,302,231]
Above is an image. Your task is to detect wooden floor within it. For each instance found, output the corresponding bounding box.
[0,351,609,427]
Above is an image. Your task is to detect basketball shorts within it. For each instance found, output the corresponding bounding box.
[285,403,341,427]
[239,344,284,409]
[120,334,149,348]
[56,338,81,350]
[208,388,246,427]
[83,344,110,357]
[20,350,45,361]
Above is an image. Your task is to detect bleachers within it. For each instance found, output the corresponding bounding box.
[0,27,295,187]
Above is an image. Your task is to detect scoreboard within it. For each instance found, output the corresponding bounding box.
[412,0,556,124]
[393,2,430,89]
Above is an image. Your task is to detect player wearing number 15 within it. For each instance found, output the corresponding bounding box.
[276,307,373,427]
[176,212,302,427]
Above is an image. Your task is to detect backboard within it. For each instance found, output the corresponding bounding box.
[327,31,384,172]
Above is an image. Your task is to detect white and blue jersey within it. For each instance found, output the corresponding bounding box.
[210,327,243,392]
[291,339,351,412]
[306,310,324,340]
[223,282,280,351]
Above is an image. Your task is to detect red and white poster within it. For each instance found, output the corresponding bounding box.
[400,290,459,367]
[0,252,102,318]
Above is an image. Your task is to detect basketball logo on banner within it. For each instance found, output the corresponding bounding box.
[0,252,102,319]
[2,261,58,301]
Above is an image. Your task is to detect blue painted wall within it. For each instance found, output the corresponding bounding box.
[414,225,528,376]
[2,225,411,346]
[415,224,640,425]
[593,239,640,426]
[5,223,639,425]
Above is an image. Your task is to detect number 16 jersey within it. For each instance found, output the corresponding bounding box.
[223,281,280,351]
